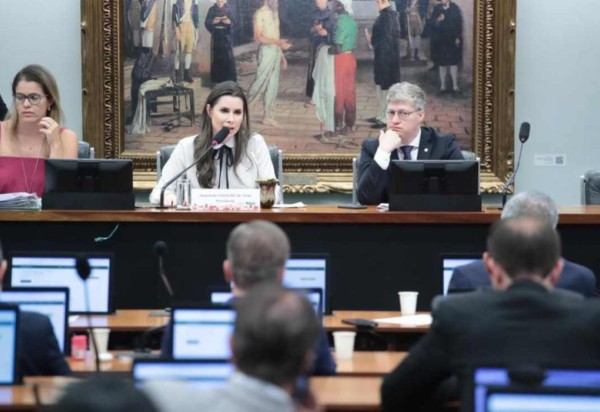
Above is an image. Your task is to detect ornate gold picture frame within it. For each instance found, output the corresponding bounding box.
[81,0,515,194]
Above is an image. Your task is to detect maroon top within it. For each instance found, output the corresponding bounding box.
[0,122,46,197]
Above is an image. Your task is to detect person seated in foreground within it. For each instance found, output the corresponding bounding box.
[160,220,336,376]
[381,217,600,411]
[50,375,159,412]
[149,81,275,205]
[147,284,320,412]
[356,81,463,205]
[0,239,71,376]
[449,190,596,297]
[0,64,78,196]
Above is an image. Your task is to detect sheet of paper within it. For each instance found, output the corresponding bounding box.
[272,202,306,208]
[373,314,432,326]
[377,203,389,211]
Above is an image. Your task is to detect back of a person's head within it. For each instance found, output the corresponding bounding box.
[487,217,561,280]
[226,220,290,290]
[233,284,319,386]
[501,191,559,229]
[50,376,159,412]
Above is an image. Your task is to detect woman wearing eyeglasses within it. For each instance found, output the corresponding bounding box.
[0,65,78,196]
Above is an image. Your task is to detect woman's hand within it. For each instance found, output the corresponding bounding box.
[39,117,60,147]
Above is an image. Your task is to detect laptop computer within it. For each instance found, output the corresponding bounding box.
[8,252,114,314]
[481,385,600,412]
[170,305,235,360]
[0,304,19,385]
[439,253,480,295]
[132,359,233,388]
[283,254,330,314]
[0,287,69,354]
[209,287,323,315]
[472,366,600,412]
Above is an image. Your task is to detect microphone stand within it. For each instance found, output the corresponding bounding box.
[500,139,526,209]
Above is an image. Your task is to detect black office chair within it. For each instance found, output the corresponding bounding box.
[77,141,95,159]
[581,170,600,205]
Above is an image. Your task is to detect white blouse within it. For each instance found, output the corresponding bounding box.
[149,133,276,204]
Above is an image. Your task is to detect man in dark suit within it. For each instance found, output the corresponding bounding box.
[449,191,597,297]
[161,220,336,376]
[357,81,463,205]
[0,241,71,376]
[381,217,600,411]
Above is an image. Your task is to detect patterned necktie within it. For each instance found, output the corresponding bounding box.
[400,145,414,160]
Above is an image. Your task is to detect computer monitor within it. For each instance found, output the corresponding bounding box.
[389,160,481,211]
[0,305,19,385]
[473,366,600,412]
[283,254,330,314]
[43,158,134,210]
[440,254,480,295]
[482,386,600,412]
[132,359,233,389]
[171,306,235,360]
[9,253,114,314]
[209,288,323,315]
[0,288,69,354]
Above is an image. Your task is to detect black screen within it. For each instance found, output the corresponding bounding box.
[44,159,133,193]
[390,160,479,195]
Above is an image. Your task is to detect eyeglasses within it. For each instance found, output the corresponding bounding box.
[14,93,46,106]
[386,109,421,120]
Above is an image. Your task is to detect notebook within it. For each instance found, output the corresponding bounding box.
[171,306,235,360]
[0,288,69,354]
[9,252,113,314]
[0,305,19,385]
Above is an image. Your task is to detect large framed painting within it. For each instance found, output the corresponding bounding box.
[81,0,515,193]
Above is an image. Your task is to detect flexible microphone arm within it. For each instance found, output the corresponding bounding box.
[153,240,174,298]
[76,255,101,373]
[501,122,530,208]
[158,127,230,208]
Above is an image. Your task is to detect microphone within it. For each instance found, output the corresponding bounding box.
[153,240,174,298]
[501,122,531,208]
[76,254,100,373]
[158,127,230,208]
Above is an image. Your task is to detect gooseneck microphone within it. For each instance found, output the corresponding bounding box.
[153,240,174,298]
[158,127,230,208]
[75,255,100,373]
[501,122,531,208]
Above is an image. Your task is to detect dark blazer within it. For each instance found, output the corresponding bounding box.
[357,127,463,205]
[381,281,600,411]
[18,310,71,376]
[449,258,597,297]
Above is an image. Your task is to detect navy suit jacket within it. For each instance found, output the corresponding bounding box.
[449,258,597,297]
[381,281,600,411]
[357,127,464,205]
[17,310,71,376]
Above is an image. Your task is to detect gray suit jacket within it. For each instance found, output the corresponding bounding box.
[145,372,295,412]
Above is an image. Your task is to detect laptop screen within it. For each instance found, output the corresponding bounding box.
[441,255,479,295]
[473,367,600,412]
[0,306,19,385]
[210,288,322,315]
[9,253,113,314]
[0,288,68,354]
[171,307,235,359]
[283,256,328,312]
[482,386,600,412]
[132,359,233,388]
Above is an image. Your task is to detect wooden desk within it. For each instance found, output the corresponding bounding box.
[311,376,382,411]
[325,311,430,333]
[69,310,169,332]
[0,377,76,411]
[3,206,599,311]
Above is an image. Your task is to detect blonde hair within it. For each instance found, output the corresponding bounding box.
[8,64,64,137]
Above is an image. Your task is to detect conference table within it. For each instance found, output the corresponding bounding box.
[1,206,599,313]
[0,376,384,411]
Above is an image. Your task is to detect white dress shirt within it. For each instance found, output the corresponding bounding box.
[373,129,422,170]
[149,133,275,204]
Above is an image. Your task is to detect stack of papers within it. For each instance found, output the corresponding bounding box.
[373,314,432,326]
[0,193,41,210]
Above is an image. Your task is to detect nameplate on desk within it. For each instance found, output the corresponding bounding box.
[191,189,260,211]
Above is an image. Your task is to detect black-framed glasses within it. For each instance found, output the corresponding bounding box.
[14,93,46,106]
[386,109,421,120]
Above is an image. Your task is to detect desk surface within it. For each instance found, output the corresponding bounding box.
[69,310,430,333]
[0,205,599,224]
[66,350,406,377]
[1,376,383,412]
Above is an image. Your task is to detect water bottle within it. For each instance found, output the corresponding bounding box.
[176,175,191,209]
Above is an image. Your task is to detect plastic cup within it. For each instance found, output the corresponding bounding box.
[333,331,356,360]
[398,291,419,316]
[89,328,110,356]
